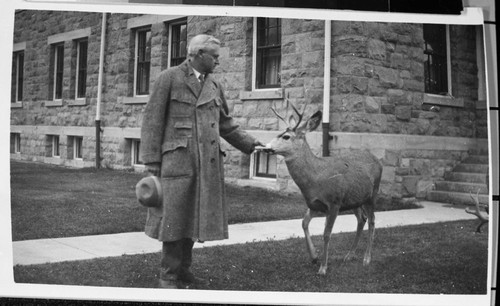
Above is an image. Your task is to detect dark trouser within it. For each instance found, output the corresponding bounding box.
[160,238,195,281]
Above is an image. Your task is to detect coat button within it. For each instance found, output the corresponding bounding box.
[211,122,215,128]
[211,140,216,145]
[211,158,216,163]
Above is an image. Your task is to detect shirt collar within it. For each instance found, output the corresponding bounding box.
[191,66,204,81]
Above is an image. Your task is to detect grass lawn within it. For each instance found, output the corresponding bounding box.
[10,161,418,241]
[14,220,488,294]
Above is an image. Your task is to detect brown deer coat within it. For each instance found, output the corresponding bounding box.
[140,60,256,242]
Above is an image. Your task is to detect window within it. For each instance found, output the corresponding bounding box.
[253,151,277,178]
[423,24,451,95]
[12,51,24,102]
[75,39,88,99]
[131,139,142,165]
[135,27,152,96]
[255,17,281,89]
[10,133,21,154]
[170,21,187,67]
[52,43,65,100]
[74,136,83,159]
[50,135,60,157]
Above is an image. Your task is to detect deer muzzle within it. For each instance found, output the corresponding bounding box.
[255,143,275,154]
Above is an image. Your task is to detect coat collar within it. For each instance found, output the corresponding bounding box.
[179,59,217,106]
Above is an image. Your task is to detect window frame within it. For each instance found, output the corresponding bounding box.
[13,50,24,102]
[168,19,188,68]
[75,39,88,100]
[11,133,21,154]
[131,139,143,166]
[51,135,60,157]
[73,136,83,160]
[251,151,277,179]
[422,24,461,107]
[134,27,152,97]
[52,43,65,101]
[423,24,452,96]
[253,17,282,90]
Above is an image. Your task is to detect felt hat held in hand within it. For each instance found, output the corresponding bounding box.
[136,176,163,208]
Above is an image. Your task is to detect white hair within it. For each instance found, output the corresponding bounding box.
[187,34,221,56]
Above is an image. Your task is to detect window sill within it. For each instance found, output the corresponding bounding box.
[236,178,277,191]
[11,102,23,109]
[68,97,88,106]
[123,96,149,105]
[423,94,464,108]
[134,164,146,172]
[45,100,63,107]
[240,88,283,101]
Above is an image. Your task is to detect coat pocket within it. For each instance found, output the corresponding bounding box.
[174,120,193,138]
[161,138,193,177]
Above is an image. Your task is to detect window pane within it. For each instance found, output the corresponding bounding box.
[55,45,64,99]
[75,137,83,159]
[17,51,24,101]
[256,18,281,89]
[171,22,187,67]
[423,24,448,95]
[77,40,88,98]
[53,135,60,157]
[133,140,142,165]
[255,152,277,178]
[10,133,21,154]
[136,29,151,95]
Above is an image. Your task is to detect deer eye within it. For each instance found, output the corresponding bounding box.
[282,135,291,140]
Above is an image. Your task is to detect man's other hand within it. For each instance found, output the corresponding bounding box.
[145,163,161,177]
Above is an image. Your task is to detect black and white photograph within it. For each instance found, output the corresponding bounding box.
[1,0,497,305]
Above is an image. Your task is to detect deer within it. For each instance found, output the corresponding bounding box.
[260,101,383,275]
[465,189,489,233]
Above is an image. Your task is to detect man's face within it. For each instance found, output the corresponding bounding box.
[198,45,220,74]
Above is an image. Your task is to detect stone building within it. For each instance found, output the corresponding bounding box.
[10,10,489,205]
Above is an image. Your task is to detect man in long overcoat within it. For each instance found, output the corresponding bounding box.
[140,34,261,289]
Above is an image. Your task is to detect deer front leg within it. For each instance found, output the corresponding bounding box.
[363,203,375,266]
[318,205,339,275]
[344,207,366,262]
[302,209,318,263]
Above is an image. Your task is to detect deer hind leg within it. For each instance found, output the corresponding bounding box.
[318,205,340,275]
[343,207,366,262]
[363,202,375,266]
[302,209,319,263]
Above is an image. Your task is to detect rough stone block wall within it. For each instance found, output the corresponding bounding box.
[330,21,487,139]
[11,11,103,127]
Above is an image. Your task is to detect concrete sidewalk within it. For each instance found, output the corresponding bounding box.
[12,201,477,266]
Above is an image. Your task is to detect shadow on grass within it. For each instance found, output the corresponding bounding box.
[14,220,488,294]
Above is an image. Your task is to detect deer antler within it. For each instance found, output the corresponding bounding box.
[465,189,489,233]
[271,101,289,128]
[289,101,305,130]
[271,92,310,131]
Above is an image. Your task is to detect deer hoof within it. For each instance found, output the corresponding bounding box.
[363,257,371,266]
[317,266,327,275]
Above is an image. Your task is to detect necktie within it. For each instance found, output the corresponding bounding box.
[198,74,205,86]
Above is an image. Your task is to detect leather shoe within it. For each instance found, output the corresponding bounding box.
[158,278,177,289]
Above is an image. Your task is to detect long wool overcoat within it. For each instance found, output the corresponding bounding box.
[140,60,256,242]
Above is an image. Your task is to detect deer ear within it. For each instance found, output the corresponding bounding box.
[288,115,297,128]
[305,111,322,131]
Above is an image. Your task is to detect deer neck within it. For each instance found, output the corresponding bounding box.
[283,140,320,186]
